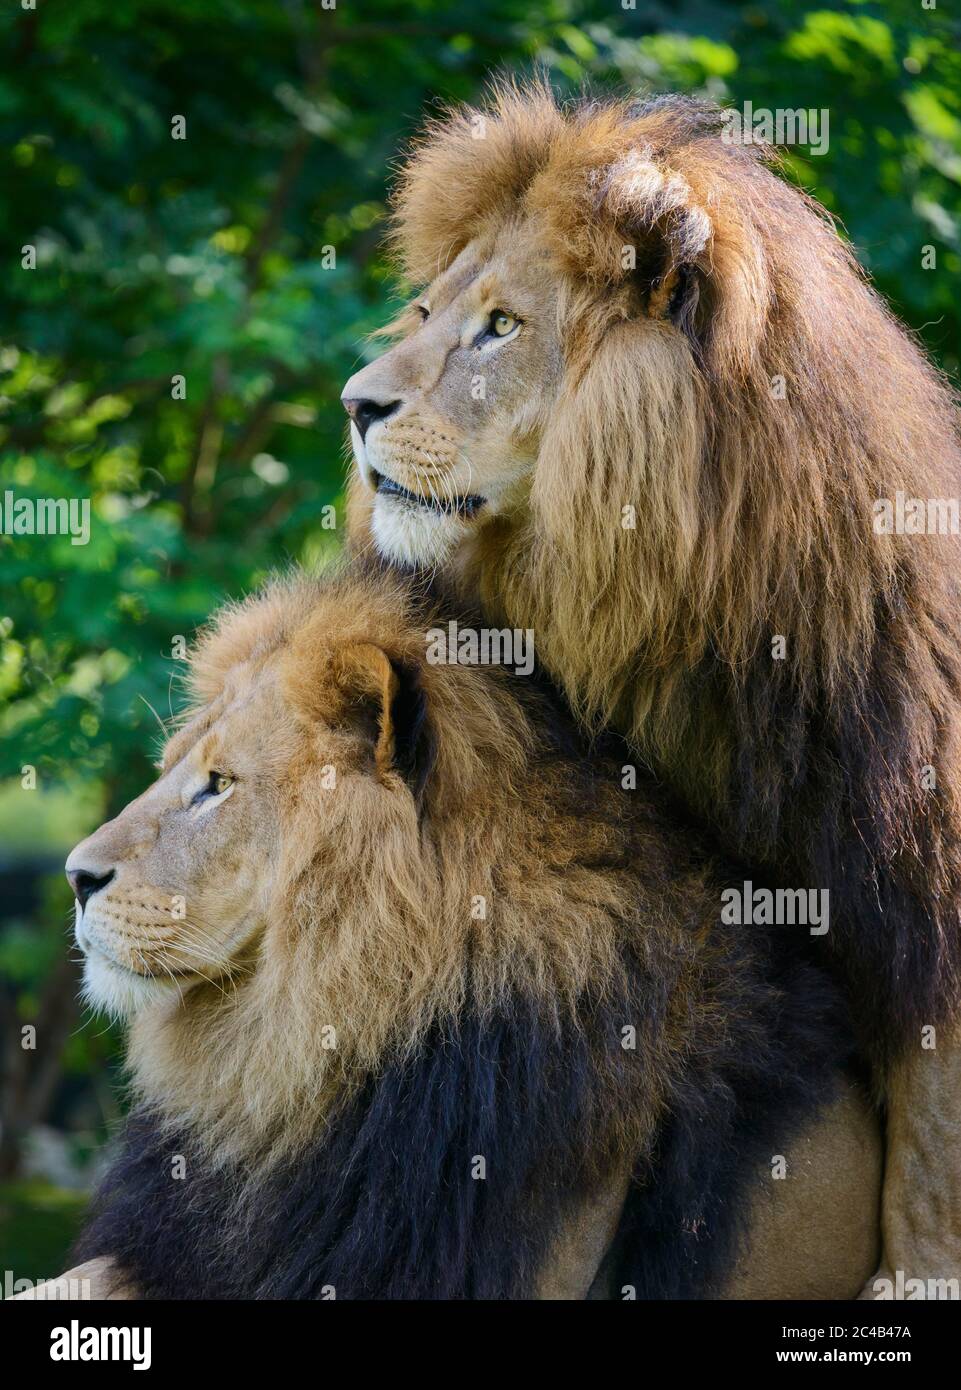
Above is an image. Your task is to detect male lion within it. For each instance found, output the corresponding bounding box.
[28,565,877,1299]
[343,84,961,1293]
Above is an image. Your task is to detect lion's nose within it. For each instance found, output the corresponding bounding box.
[342,396,401,442]
[67,867,115,911]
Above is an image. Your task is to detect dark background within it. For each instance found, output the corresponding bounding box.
[1,0,959,1282]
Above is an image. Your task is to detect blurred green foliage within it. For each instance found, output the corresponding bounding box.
[0,0,959,1278]
[0,1181,89,1283]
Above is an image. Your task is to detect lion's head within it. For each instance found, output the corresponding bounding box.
[65,564,642,1158]
[345,82,960,729]
[342,195,565,568]
[341,83,719,580]
[65,629,289,1021]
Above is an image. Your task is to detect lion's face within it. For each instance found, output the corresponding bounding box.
[64,605,418,1023]
[342,216,564,568]
[65,672,297,1018]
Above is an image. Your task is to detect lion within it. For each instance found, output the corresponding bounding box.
[342,82,961,1293]
[22,563,879,1300]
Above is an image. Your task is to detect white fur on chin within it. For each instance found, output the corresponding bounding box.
[370,492,466,568]
[81,949,171,1021]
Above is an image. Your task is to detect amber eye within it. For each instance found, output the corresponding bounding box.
[490,310,517,337]
[191,771,234,805]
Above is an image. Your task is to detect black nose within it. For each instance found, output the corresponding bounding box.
[67,867,115,911]
[343,397,401,442]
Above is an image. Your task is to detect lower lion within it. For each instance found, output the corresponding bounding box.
[44,563,877,1299]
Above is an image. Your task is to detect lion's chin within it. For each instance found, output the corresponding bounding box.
[370,491,470,568]
[80,948,179,1021]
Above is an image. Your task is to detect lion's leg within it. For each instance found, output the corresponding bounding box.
[721,1078,882,1299]
[535,1165,633,1300]
[859,1035,961,1300]
[6,1256,138,1300]
[541,1079,882,1301]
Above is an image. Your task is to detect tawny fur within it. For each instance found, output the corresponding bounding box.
[98,568,695,1166]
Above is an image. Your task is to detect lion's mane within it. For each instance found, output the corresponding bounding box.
[391,83,961,1059]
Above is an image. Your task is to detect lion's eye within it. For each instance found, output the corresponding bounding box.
[416,304,430,322]
[490,310,517,337]
[192,771,234,805]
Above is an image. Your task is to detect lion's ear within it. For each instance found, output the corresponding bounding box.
[599,152,710,345]
[647,262,702,348]
[333,643,434,798]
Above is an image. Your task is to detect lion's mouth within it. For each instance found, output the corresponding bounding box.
[371,468,485,519]
[83,937,194,982]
